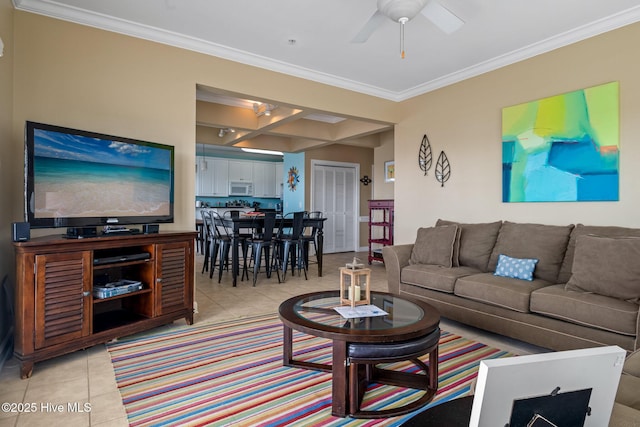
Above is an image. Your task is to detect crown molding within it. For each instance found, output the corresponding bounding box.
[396,5,640,100]
[14,0,640,102]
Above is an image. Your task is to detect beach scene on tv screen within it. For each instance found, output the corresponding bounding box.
[33,128,172,219]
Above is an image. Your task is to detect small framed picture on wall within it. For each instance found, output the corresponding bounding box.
[384,161,395,182]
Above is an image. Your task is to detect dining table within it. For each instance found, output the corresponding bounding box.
[221,214,327,286]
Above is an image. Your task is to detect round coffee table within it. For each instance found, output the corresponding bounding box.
[278,291,440,418]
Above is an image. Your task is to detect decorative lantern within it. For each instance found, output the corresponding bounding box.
[339,262,371,307]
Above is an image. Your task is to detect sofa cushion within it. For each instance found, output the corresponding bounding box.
[436,220,502,272]
[454,273,550,313]
[530,284,639,336]
[488,222,573,283]
[610,402,640,425]
[566,235,640,302]
[409,225,458,267]
[401,264,480,293]
[494,254,538,281]
[558,224,640,284]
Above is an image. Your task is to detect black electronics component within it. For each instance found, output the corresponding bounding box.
[12,222,30,242]
[66,227,97,239]
[143,224,159,234]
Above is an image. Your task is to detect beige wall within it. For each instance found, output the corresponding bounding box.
[393,23,640,244]
[0,0,15,356]
[0,0,14,267]
[373,130,395,200]
[5,10,640,265]
[9,11,399,243]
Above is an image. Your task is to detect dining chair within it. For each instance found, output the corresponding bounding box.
[301,211,323,269]
[200,210,214,274]
[223,210,250,263]
[242,212,280,286]
[196,219,206,255]
[274,211,308,282]
[210,211,233,282]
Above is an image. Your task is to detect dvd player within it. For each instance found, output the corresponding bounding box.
[102,226,141,235]
[93,252,151,265]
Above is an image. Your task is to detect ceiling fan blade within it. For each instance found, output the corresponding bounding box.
[421,0,464,34]
[351,10,388,43]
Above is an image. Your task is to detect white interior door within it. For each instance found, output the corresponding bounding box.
[312,161,358,253]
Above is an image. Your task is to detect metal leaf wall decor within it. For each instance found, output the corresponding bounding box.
[435,151,451,187]
[418,134,432,175]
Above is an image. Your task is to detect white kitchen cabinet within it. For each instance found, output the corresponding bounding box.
[275,162,284,198]
[228,160,253,182]
[253,161,278,197]
[196,157,213,196]
[196,156,229,197]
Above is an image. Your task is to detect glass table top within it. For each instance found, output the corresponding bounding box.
[291,291,425,332]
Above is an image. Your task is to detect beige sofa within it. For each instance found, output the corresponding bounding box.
[383,220,640,353]
[611,349,640,426]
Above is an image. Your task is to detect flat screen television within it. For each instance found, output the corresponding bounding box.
[25,121,175,229]
[469,346,626,427]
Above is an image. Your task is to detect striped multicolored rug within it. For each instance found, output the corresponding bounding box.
[107,314,513,426]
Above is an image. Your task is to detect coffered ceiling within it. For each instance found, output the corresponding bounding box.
[195,87,393,154]
[13,0,640,153]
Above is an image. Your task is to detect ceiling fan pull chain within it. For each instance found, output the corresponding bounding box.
[399,17,408,59]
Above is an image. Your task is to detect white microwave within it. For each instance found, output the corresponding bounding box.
[229,181,253,196]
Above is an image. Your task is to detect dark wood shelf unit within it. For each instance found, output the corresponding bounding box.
[93,310,150,334]
[13,231,196,378]
[92,288,153,304]
[368,199,394,264]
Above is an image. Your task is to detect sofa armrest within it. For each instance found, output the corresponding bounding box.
[623,348,640,377]
[382,244,414,295]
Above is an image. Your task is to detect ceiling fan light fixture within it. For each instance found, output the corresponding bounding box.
[377,0,428,22]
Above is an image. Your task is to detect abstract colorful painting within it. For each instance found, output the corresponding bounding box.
[502,82,619,202]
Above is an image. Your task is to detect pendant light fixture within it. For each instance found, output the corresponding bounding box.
[199,143,207,171]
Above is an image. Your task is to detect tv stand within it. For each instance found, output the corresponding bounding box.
[13,231,196,378]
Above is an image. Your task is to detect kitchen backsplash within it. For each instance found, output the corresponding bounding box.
[196,196,281,210]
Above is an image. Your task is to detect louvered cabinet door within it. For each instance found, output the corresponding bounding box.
[155,241,192,316]
[34,251,92,349]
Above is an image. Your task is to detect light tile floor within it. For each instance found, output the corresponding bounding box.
[0,251,547,426]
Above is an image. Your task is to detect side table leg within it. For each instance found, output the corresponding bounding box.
[283,324,293,366]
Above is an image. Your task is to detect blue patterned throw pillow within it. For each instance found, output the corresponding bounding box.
[494,254,538,281]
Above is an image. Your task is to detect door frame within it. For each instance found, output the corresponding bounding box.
[310,159,360,253]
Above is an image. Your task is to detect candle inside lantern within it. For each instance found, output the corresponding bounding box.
[349,284,361,302]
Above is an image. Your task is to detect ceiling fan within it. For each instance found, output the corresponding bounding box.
[352,0,464,58]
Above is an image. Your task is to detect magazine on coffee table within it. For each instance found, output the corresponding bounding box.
[334,305,388,319]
